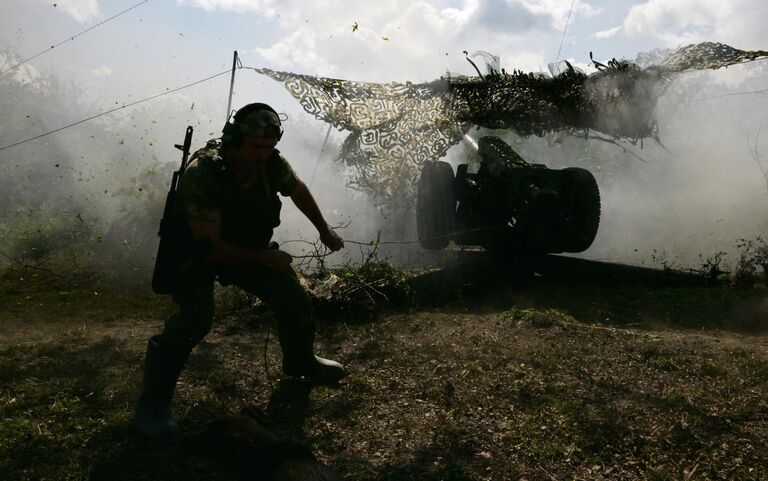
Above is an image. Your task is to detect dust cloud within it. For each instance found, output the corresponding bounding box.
[1,47,767,288]
[0,50,394,286]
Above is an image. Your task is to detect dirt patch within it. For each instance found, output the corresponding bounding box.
[1,281,766,480]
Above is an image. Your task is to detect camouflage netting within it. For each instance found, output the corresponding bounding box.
[256,70,466,206]
[656,42,768,73]
[257,42,768,205]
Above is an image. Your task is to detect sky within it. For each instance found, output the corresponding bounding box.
[2,0,768,269]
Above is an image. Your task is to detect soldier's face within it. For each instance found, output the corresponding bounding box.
[239,136,277,164]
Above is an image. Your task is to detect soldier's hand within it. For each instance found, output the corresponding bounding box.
[320,227,344,252]
[264,249,293,271]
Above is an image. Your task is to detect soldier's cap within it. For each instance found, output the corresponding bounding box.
[237,109,282,140]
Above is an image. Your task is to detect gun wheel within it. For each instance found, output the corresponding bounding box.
[417,161,456,250]
[563,167,601,253]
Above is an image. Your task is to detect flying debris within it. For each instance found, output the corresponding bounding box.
[257,42,768,205]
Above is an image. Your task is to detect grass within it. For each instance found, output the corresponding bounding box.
[500,279,768,332]
[0,276,767,480]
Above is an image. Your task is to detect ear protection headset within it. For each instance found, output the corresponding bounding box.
[221,102,283,148]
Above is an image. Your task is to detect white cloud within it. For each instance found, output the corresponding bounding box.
[189,0,596,79]
[520,0,600,29]
[250,1,484,78]
[471,0,551,33]
[593,25,621,39]
[176,0,278,16]
[622,0,768,49]
[48,0,101,23]
[89,65,111,76]
[254,27,335,74]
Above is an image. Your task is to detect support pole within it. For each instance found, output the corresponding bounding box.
[309,123,333,187]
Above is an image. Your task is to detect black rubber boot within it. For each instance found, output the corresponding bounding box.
[135,336,189,440]
[279,326,347,386]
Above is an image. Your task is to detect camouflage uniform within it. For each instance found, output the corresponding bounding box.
[155,140,312,359]
[138,104,345,441]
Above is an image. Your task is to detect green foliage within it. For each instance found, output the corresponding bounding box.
[214,285,259,314]
[0,47,204,289]
[499,307,574,328]
[312,259,412,323]
[641,346,680,371]
[734,237,768,286]
[2,281,768,480]
[333,260,412,306]
[0,206,92,261]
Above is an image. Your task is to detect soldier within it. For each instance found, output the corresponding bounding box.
[136,102,346,440]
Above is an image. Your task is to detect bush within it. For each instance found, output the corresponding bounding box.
[0,208,92,261]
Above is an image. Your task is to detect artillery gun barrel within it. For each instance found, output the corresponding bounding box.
[461,133,479,153]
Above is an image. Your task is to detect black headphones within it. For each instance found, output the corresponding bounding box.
[221,102,283,148]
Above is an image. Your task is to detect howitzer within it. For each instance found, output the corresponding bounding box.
[151,126,194,294]
[417,134,600,256]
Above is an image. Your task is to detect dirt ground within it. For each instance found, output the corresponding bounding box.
[1,277,767,481]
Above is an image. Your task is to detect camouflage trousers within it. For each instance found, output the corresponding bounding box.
[155,258,313,357]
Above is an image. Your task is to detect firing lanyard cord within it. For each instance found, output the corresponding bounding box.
[287,226,506,259]
[262,318,275,391]
[264,227,505,385]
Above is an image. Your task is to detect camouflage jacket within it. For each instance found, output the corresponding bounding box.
[175,140,299,250]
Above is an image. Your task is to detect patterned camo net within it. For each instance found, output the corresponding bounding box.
[257,42,768,205]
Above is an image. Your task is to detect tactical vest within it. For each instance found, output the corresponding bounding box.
[177,141,285,251]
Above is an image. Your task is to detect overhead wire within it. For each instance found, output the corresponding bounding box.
[0,0,151,76]
[699,87,768,101]
[0,68,232,152]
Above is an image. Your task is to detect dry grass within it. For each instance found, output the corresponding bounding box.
[1,278,767,480]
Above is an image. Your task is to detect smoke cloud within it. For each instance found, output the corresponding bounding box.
[1,42,767,288]
[498,58,768,270]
